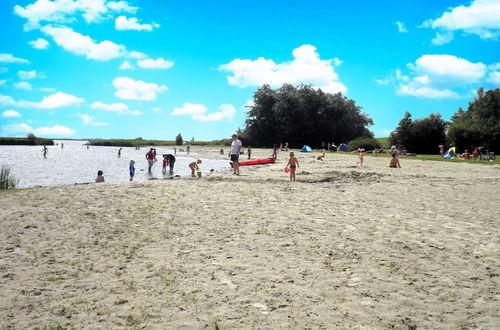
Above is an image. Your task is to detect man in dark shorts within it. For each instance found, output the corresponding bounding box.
[166,154,176,175]
[230,134,242,175]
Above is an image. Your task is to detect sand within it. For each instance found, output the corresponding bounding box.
[0,147,499,329]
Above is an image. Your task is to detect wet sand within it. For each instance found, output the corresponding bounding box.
[0,147,499,329]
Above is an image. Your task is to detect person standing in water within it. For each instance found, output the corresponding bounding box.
[42,146,48,158]
[146,148,155,174]
[129,160,136,181]
[118,148,122,157]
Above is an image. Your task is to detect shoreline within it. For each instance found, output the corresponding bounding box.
[0,149,499,328]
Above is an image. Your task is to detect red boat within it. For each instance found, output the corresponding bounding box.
[230,158,276,167]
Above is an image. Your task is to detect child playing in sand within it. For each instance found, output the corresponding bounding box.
[388,154,401,168]
[129,160,135,181]
[95,170,105,183]
[285,152,299,182]
[189,159,202,177]
[357,148,365,167]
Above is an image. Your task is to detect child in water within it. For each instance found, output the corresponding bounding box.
[189,159,202,177]
[162,155,168,174]
[95,170,105,183]
[129,160,135,181]
[285,152,299,182]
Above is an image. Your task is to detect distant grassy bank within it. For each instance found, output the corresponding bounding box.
[0,137,54,146]
[89,138,232,147]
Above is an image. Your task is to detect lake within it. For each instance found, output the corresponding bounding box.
[0,140,230,188]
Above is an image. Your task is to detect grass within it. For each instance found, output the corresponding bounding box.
[0,166,19,190]
[362,152,500,165]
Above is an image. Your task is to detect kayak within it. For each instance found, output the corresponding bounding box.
[230,158,276,167]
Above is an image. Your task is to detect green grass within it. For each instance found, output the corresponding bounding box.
[375,137,391,149]
[362,152,499,165]
[0,166,19,190]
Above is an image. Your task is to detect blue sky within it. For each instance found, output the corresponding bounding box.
[0,0,499,140]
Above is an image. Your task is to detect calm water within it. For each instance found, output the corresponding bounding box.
[0,140,230,188]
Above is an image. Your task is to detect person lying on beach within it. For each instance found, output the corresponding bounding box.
[189,159,202,177]
[285,152,299,182]
[95,170,105,182]
[388,154,401,168]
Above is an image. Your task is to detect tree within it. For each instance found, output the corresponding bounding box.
[175,133,183,145]
[390,112,447,154]
[26,132,37,145]
[448,88,500,152]
[241,84,373,147]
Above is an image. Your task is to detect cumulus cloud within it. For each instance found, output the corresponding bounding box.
[487,71,500,84]
[172,103,236,122]
[79,113,110,126]
[119,60,134,70]
[0,91,84,108]
[29,38,50,49]
[219,44,347,94]
[115,16,159,31]
[127,51,147,59]
[2,110,21,118]
[112,77,167,101]
[431,32,454,45]
[14,0,138,30]
[423,0,500,43]
[14,82,33,91]
[2,123,75,137]
[18,70,45,79]
[41,25,126,61]
[0,53,29,64]
[137,57,174,69]
[394,55,489,99]
[396,21,408,33]
[90,101,141,115]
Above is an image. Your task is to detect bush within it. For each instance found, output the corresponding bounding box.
[347,137,381,151]
[175,134,183,146]
[0,166,19,190]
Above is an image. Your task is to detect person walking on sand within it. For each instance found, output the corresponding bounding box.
[357,148,365,167]
[146,148,155,174]
[95,170,105,183]
[272,144,278,159]
[285,152,299,182]
[230,134,242,175]
[247,146,252,160]
[42,145,48,158]
[129,160,136,181]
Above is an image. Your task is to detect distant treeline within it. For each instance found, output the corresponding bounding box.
[0,137,54,145]
[89,138,232,147]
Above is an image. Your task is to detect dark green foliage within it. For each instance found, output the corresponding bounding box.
[0,136,54,145]
[175,134,183,146]
[347,137,381,151]
[390,112,448,154]
[448,88,499,152]
[240,84,373,148]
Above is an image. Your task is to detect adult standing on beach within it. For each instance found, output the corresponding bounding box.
[146,148,155,174]
[230,134,242,175]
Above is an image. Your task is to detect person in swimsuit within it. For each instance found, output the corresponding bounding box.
[285,151,299,182]
[95,170,105,182]
[146,148,155,174]
[388,154,401,168]
[189,159,202,177]
[357,148,365,167]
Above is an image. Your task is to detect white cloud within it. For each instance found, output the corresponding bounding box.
[18,70,45,79]
[79,113,109,126]
[0,53,29,64]
[119,60,134,70]
[29,38,50,49]
[172,103,236,122]
[115,16,159,31]
[193,104,236,122]
[431,32,454,45]
[487,71,500,84]
[127,51,147,59]
[219,44,347,94]
[423,0,500,42]
[172,103,207,116]
[112,77,167,101]
[137,57,174,69]
[2,110,21,118]
[395,55,490,99]
[0,91,83,108]
[41,25,126,61]
[14,82,33,91]
[2,123,75,137]
[90,100,141,115]
[396,21,408,33]
[14,0,138,30]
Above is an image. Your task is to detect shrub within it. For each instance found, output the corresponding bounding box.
[347,137,381,152]
[0,166,19,190]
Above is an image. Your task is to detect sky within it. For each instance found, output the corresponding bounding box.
[0,0,499,141]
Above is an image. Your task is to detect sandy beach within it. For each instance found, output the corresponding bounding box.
[0,147,499,329]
